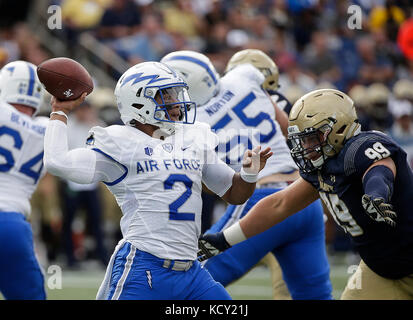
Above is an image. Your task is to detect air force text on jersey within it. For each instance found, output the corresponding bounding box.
[137,158,201,174]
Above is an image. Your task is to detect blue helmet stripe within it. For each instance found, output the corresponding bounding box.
[166,55,218,84]
[121,73,169,87]
[27,64,36,96]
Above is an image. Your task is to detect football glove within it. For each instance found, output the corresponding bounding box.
[361,194,397,227]
[197,232,231,262]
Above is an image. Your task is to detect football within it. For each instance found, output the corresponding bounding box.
[37,57,94,100]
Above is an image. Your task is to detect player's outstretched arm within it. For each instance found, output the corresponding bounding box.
[198,177,319,261]
[265,90,289,138]
[221,146,273,205]
[238,177,319,238]
[361,157,397,227]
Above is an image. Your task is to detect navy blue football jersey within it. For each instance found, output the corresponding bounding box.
[301,131,413,279]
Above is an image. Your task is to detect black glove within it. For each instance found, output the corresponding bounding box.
[197,232,231,262]
[361,194,397,227]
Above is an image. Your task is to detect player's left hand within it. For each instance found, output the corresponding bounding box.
[197,232,231,262]
[242,146,273,175]
[361,194,397,227]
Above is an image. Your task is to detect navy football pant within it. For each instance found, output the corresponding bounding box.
[108,242,231,300]
[0,212,46,300]
[204,188,333,300]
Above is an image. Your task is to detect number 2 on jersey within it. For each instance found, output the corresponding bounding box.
[164,174,195,221]
[0,125,44,184]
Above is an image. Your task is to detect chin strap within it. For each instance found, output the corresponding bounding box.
[152,127,174,139]
[311,155,325,169]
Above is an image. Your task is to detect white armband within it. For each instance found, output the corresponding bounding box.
[240,167,258,183]
[223,221,247,246]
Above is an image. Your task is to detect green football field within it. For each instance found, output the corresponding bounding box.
[39,262,349,300]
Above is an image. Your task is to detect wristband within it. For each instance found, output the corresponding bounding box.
[50,110,68,120]
[223,221,247,246]
[240,167,258,183]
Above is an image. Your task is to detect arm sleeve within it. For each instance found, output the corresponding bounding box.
[44,120,126,184]
[362,165,394,201]
[202,151,235,197]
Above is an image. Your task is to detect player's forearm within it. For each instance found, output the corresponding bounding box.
[44,120,97,184]
[223,173,256,205]
[239,194,289,238]
[224,193,290,245]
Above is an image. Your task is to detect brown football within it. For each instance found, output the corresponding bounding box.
[37,57,94,101]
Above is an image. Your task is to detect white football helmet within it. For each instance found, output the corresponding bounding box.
[114,61,196,135]
[0,60,45,115]
[160,51,220,106]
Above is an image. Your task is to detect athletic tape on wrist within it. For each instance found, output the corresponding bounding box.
[50,111,68,120]
[240,167,258,183]
[223,221,247,246]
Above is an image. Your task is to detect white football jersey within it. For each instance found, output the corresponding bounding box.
[87,122,234,260]
[192,64,297,179]
[0,101,48,217]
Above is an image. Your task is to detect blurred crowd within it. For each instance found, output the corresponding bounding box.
[0,0,413,268]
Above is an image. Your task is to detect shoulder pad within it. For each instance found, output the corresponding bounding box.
[343,132,397,176]
[225,64,264,86]
[86,125,135,161]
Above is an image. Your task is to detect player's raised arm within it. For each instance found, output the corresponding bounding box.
[198,177,319,261]
[44,94,95,182]
[221,146,273,205]
[44,94,125,185]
